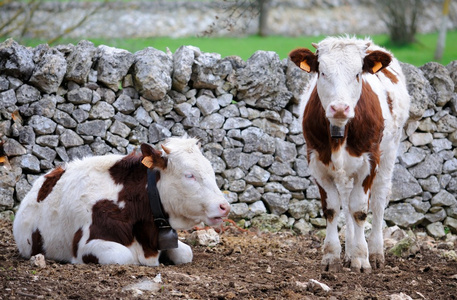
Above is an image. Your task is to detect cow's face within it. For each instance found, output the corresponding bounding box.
[141,137,230,230]
[289,37,391,129]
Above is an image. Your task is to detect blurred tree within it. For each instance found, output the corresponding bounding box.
[370,0,425,46]
[257,0,270,36]
[434,0,451,61]
[202,0,271,37]
[0,0,108,45]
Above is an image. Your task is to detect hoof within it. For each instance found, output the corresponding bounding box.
[348,257,372,273]
[350,265,372,274]
[369,253,385,270]
[321,258,342,273]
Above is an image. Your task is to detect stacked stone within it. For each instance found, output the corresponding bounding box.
[0,38,456,238]
[386,62,457,238]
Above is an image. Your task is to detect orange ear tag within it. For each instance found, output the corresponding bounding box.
[372,61,383,73]
[141,156,154,168]
[300,61,311,72]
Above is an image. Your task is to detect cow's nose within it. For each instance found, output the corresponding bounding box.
[220,203,231,215]
[330,104,350,118]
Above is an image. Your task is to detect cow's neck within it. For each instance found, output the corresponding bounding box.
[147,169,178,250]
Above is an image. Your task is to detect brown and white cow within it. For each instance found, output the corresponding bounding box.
[289,36,410,273]
[13,136,230,265]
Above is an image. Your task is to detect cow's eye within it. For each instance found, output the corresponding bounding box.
[185,174,195,180]
[320,72,325,77]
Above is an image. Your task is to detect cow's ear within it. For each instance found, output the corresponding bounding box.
[140,144,167,169]
[363,50,392,74]
[289,48,318,73]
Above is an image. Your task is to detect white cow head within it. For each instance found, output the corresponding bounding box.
[290,37,392,131]
[141,137,230,230]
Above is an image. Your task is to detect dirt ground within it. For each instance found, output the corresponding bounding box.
[1,219,457,300]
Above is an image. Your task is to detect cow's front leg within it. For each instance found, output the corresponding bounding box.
[163,240,193,265]
[348,185,371,273]
[318,183,342,272]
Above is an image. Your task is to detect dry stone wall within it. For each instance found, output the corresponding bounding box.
[1,38,457,238]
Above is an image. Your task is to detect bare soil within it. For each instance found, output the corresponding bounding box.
[1,219,457,300]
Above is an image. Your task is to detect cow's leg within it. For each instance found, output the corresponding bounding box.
[347,184,371,273]
[368,134,400,270]
[317,183,342,272]
[342,202,354,267]
[336,181,355,269]
[77,239,136,265]
[368,162,394,269]
[367,184,387,270]
[163,240,193,265]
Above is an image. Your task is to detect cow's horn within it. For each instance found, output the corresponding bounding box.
[161,144,171,154]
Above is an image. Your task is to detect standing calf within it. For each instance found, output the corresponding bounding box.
[289,36,410,273]
[14,136,230,266]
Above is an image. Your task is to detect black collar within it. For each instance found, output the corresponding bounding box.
[147,169,178,250]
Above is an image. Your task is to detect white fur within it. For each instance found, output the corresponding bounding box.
[13,137,229,266]
[158,137,230,230]
[301,36,410,272]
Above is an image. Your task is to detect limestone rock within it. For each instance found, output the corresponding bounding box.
[96,45,134,91]
[133,47,172,101]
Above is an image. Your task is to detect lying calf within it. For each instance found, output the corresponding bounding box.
[14,136,230,266]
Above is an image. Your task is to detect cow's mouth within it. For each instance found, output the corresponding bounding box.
[206,216,224,226]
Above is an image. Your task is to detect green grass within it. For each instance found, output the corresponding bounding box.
[3,31,457,66]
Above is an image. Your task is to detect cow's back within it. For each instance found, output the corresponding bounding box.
[13,154,124,262]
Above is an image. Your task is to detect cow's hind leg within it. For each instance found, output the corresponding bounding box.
[342,205,354,268]
[368,168,392,270]
[77,240,136,265]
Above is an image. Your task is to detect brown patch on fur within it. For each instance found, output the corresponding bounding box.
[88,153,160,259]
[346,81,384,159]
[72,228,83,258]
[324,208,336,223]
[381,68,399,84]
[353,211,367,226]
[317,184,335,223]
[31,229,45,256]
[302,87,346,166]
[37,166,65,202]
[82,254,99,264]
[317,183,331,220]
[387,94,394,115]
[363,155,379,194]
